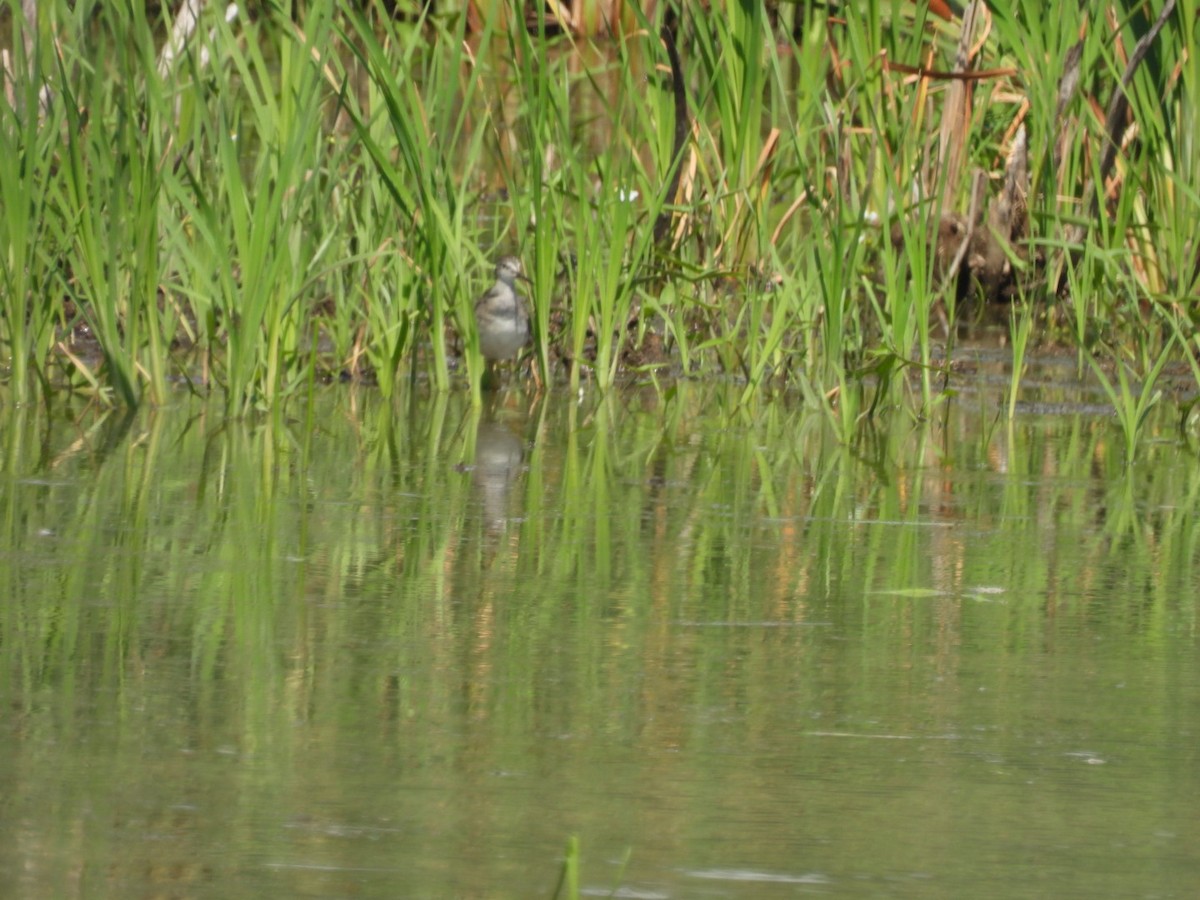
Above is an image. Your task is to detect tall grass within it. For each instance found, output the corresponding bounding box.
[172,3,336,412]
[0,0,1196,454]
[0,9,67,400]
[337,5,493,396]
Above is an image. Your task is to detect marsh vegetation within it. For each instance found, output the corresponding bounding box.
[0,0,1195,457]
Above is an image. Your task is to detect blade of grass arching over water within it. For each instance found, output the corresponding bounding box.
[332,15,432,389]
[340,3,485,393]
[415,12,489,393]
[170,3,331,412]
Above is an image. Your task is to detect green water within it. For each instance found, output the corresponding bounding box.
[1,375,1198,899]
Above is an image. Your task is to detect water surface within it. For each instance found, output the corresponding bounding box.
[2,373,1198,898]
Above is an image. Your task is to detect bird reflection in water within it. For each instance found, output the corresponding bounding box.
[471,416,526,537]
